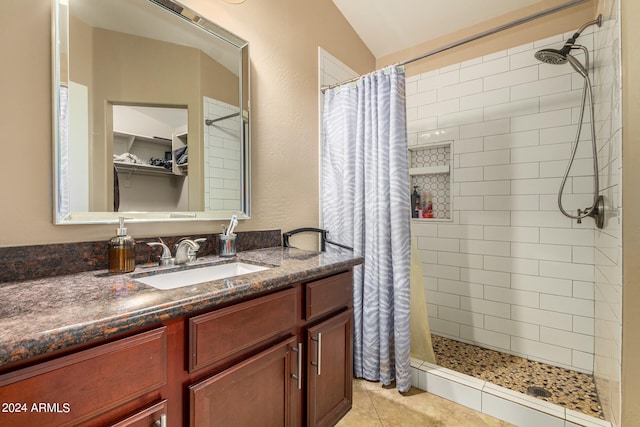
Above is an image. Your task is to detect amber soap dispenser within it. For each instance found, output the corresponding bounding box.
[109,217,136,273]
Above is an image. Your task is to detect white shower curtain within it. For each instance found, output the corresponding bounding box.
[321,66,412,392]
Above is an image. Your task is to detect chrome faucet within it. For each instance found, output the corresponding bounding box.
[147,237,207,266]
[174,239,200,264]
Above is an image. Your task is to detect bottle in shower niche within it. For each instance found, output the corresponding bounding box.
[411,186,421,218]
[109,217,136,274]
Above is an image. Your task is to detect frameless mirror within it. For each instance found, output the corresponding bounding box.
[53,0,250,224]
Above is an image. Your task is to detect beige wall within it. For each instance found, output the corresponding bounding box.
[621,0,640,423]
[378,0,595,75]
[0,0,374,246]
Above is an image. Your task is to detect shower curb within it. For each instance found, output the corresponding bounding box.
[410,358,611,427]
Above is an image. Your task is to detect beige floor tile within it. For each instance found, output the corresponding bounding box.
[337,379,514,427]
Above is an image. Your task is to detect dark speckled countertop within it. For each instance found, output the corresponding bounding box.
[0,247,363,370]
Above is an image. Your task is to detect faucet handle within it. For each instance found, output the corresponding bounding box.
[147,240,175,266]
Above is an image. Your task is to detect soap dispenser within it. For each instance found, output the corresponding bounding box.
[109,217,136,273]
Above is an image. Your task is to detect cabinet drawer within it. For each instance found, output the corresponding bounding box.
[189,287,298,373]
[305,271,353,322]
[110,399,168,427]
[0,327,167,427]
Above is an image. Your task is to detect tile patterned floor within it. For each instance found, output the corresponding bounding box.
[337,378,515,427]
[431,335,604,419]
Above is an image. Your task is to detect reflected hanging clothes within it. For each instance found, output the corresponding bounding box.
[113,165,120,212]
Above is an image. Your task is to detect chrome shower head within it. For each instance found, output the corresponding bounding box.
[534,48,569,65]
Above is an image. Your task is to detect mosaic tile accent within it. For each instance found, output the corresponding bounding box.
[432,335,604,419]
[410,145,451,219]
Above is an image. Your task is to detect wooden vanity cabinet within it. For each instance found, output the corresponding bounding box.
[0,269,354,427]
[0,327,168,427]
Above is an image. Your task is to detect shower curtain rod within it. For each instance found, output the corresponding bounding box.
[321,0,589,93]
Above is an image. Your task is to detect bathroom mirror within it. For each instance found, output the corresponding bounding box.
[52,0,250,224]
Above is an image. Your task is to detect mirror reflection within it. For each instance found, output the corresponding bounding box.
[54,0,250,224]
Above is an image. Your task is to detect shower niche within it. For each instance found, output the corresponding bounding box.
[409,141,452,221]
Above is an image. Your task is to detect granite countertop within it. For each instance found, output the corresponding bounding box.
[0,247,363,370]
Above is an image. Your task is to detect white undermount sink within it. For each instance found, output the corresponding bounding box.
[135,262,270,290]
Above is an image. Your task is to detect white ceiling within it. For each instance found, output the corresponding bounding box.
[331,0,543,58]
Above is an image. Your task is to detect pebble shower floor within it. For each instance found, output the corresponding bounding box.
[431,335,604,419]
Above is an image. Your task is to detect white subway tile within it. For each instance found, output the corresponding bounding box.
[459,210,510,226]
[484,130,539,150]
[459,180,510,196]
[438,252,483,269]
[485,315,540,341]
[418,70,459,92]
[485,285,540,308]
[511,274,573,297]
[438,224,484,240]
[460,267,511,287]
[484,163,539,181]
[572,350,595,374]
[424,263,461,280]
[426,289,461,308]
[438,306,484,327]
[418,98,459,118]
[511,211,573,228]
[573,315,595,335]
[540,227,594,246]
[417,236,460,252]
[438,279,484,299]
[511,336,573,366]
[484,98,539,121]
[511,177,562,195]
[429,318,460,337]
[484,226,539,243]
[425,369,482,411]
[512,75,573,101]
[453,167,483,182]
[511,242,572,262]
[511,306,573,331]
[540,260,595,282]
[511,109,573,132]
[484,195,539,211]
[417,249,438,264]
[540,124,583,145]
[460,325,511,351]
[540,327,594,353]
[438,79,483,102]
[511,142,572,163]
[540,89,583,112]
[460,239,510,257]
[406,89,437,109]
[438,108,483,128]
[453,196,484,210]
[461,297,510,319]
[407,116,438,133]
[411,222,438,237]
[482,391,565,427]
[459,149,510,167]
[484,255,539,275]
[540,158,594,178]
[573,246,595,264]
[573,280,595,300]
[540,294,594,317]
[484,66,538,91]
[460,88,509,110]
[460,56,509,81]
[454,137,484,154]
[510,48,542,70]
[460,118,510,139]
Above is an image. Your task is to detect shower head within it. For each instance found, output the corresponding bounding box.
[534,14,602,66]
[534,48,569,65]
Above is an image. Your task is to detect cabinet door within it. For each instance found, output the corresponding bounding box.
[307,308,353,427]
[189,336,299,427]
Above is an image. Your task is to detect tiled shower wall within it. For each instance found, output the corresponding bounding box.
[203,97,242,212]
[592,1,622,425]
[406,24,615,375]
